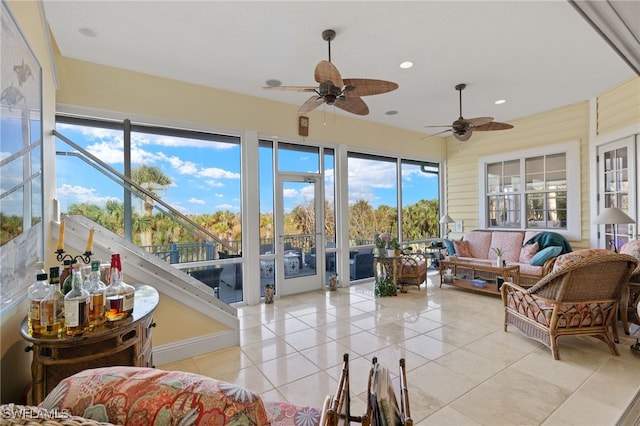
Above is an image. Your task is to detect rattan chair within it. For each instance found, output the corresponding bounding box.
[501,253,637,360]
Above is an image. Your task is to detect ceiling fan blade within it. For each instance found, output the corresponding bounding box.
[263,86,317,92]
[421,129,452,140]
[465,117,494,127]
[315,60,343,87]
[334,96,369,115]
[424,125,454,128]
[298,96,324,115]
[342,78,399,97]
[473,121,514,131]
[454,131,473,142]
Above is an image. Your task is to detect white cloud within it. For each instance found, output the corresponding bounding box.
[215,203,239,212]
[283,188,298,198]
[199,167,240,179]
[57,184,119,207]
[214,193,224,198]
[189,197,206,205]
[205,180,224,188]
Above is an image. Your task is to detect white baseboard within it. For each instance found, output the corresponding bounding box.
[152,330,239,366]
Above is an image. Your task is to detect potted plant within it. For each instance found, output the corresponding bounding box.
[374,236,387,257]
[492,247,505,267]
[388,238,401,257]
[374,275,397,297]
[264,283,274,304]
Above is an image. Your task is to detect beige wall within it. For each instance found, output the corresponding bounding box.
[597,78,640,135]
[55,56,445,158]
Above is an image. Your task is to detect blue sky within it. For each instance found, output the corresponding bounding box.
[51,122,438,217]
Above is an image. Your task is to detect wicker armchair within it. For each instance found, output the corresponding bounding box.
[620,240,640,335]
[398,252,428,291]
[501,253,637,360]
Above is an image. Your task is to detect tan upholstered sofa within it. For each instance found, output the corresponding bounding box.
[447,230,572,286]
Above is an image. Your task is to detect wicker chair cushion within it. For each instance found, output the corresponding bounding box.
[620,240,640,281]
[506,291,611,328]
[40,367,270,425]
[552,248,609,271]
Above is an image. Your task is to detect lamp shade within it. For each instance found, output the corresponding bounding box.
[439,214,455,224]
[592,207,636,225]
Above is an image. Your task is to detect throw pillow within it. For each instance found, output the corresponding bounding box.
[519,242,539,263]
[444,239,456,256]
[530,245,562,266]
[453,240,472,257]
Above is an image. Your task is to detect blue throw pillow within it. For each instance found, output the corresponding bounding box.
[444,239,456,256]
[530,245,563,266]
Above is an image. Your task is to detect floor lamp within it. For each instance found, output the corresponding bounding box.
[593,207,636,252]
[440,214,455,238]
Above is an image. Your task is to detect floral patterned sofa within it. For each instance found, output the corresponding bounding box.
[447,230,572,286]
[38,366,321,426]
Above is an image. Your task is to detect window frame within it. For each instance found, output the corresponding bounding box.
[478,141,580,240]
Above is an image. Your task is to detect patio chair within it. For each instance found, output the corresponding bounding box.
[501,253,637,360]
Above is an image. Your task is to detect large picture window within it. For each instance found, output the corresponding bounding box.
[479,142,579,240]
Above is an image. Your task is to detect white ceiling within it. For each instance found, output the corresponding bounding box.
[41,1,637,136]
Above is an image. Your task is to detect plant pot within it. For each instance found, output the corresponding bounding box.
[264,286,274,304]
[376,247,386,257]
[387,249,396,257]
[496,256,503,267]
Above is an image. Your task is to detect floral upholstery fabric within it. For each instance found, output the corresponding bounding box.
[453,240,473,258]
[552,248,609,271]
[620,240,640,281]
[264,400,322,426]
[40,367,272,425]
[519,242,539,263]
[489,231,525,262]
[505,293,609,328]
[461,231,492,259]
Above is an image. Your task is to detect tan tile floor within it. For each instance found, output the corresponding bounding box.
[158,273,640,425]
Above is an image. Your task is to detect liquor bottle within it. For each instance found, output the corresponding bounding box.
[87,260,106,328]
[40,277,61,338]
[63,264,90,336]
[59,260,72,294]
[62,259,79,295]
[49,266,65,336]
[105,254,127,321]
[27,264,49,337]
[117,255,135,315]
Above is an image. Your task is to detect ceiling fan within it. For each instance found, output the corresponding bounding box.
[263,29,398,116]
[425,83,514,141]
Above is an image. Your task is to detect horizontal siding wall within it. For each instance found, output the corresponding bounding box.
[446,101,591,248]
[597,77,640,135]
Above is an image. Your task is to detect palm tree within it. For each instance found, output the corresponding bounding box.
[131,165,172,246]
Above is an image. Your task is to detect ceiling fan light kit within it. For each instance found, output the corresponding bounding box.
[424,83,514,141]
[263,29,398,117]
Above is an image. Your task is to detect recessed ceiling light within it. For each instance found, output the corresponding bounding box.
[385,110,398,115]
[78,27,97,38]
[265,79,281,87]
[495,99,506,105]
[400,61,413,69]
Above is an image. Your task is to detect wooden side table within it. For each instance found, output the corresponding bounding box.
[21,284,159,404]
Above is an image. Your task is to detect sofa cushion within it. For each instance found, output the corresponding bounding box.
[489,231,525,262]
[519,242,539,263]
[552,248,610,271]
[444,239,456,256]
[453,240,472,257]
[40,366,271,425]
[530,246,563,266]
[462,231,492,259]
